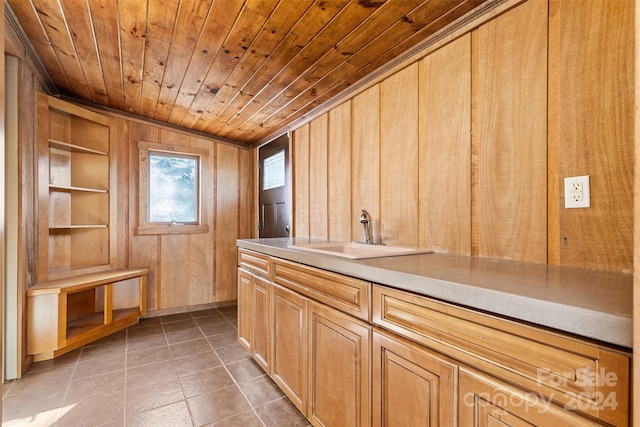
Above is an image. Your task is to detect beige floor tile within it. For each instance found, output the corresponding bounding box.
[126,346,173,369]
[54,390,124,427]
[179,366,235,398]
[225,359,265,384]
[126,333,168,352]
[160,313,193,323]
[127,400,193,427]
[255,397,310,427]
[207,332,238,350]
[126,360,177,388]
[126,379,184,415]
[170,337,213,358]
[2,306,315,427]
[173,351,222,377]
[187,385,250,426]
[199,321,236,337]
[194,313,229,326]
[65,370,126,403]
[165,327,205,345]
[237,375,284,407]
[214,343,251,365]
[73,352,126,380]
[162,318,197,333]
[210,410,263,427]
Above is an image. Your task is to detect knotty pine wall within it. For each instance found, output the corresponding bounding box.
[291,0,634,273]
[125,120,254,311]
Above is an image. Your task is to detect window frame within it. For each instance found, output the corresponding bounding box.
[137,141,210,235]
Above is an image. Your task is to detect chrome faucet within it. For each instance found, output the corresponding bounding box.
[359,209,372,244]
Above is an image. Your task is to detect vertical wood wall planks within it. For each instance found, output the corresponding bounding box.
[472,0,548,263]
[419,34,471,255]
[380,63,419,246]
[351,85,380,243]
[555,0,634,272]
[309,114,329,239]
[216,143,240,302]
[293,124,310,239]
[328,102,352,242]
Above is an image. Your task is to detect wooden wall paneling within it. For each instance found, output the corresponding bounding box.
[309,114,328,239]
[556,0,634,272]
[293,125,310,238]
[188,232,213,305]
[188,137,216,305]
[380,64,419,247]
[216,143,239,302]
[418,34,471,255]
[635,0,640,418]
[547,0,561,265]
[114,121,127,267]
[351,85,380,243]
[127,123,159,310]
[328,101,351,242]
[471,0,548,263]
[160,234,189,308]
[238,147,255,239]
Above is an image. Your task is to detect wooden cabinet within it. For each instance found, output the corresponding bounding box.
[238,248,630,426]
[271,282,308,413]
[372,330,457,426]
[238,249,272,372]
[252,274,271,372]
[38,94,118,281]
[459,367,602,426]
[236,268,252,352]
[27,268,148,361]
[238,249,371,425]
[372,284,630,426]
[308,301,370,427]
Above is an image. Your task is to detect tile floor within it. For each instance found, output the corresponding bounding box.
[2,306,310,426]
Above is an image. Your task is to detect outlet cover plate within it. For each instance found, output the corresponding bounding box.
[564,175,590,208]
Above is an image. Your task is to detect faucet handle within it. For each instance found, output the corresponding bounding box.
[359,209,370,224]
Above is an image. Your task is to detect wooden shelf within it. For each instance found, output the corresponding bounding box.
[49,138,108,156]
[50,185,107,193]
[39,94,117,280]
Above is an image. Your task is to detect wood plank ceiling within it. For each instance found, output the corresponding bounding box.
[7,0,491,145]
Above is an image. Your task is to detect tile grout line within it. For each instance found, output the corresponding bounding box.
[202,309,268,427]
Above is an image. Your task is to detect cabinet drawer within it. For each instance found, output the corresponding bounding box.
[372,285,629,427]
[272,258,370,322]
[238,248,271,278]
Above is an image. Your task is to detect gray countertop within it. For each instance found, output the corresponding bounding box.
[237,238,633,348]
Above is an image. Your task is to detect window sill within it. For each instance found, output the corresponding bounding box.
[136,224,209,235]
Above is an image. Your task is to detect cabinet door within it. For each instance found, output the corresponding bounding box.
[271,283,308,413]
[372,330,457,426]
[252,275,270,374]
[237,269,252,352]
[308,302,370,427]
[459,367,602,426]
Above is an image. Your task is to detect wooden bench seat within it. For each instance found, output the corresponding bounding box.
[27,267,149,361]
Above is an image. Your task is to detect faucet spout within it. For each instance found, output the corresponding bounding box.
[359,209,372,244]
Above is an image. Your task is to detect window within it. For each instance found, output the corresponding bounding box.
[138,141,209,235]
[262,149,285,190]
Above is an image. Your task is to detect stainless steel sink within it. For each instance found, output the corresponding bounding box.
[289,242,433,259]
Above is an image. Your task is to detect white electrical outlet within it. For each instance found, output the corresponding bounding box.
[564,175,590,208]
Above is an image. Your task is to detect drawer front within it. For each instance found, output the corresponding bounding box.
[372,285,629,427]
[238,248,271,278]
[272,258,370,321]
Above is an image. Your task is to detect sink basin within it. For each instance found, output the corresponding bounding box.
[290,242,433,259]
